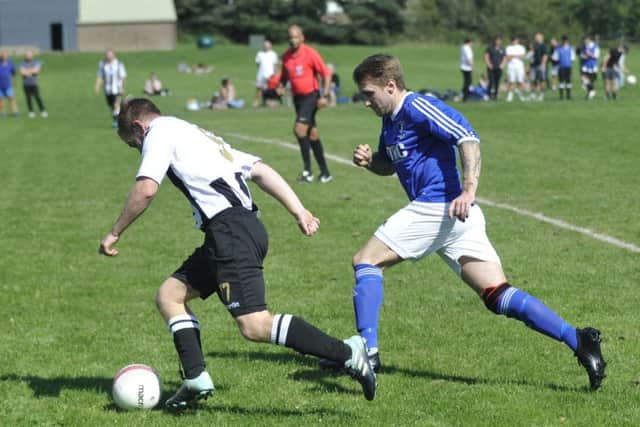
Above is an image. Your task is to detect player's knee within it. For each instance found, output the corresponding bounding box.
[294,124,308,138]
[480,283,511,314]
[352,252,366,267]
[155,287,171,311]
[236,312,271,342]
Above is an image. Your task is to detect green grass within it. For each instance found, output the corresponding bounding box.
[1,41,639,426]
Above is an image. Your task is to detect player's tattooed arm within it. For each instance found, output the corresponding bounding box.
[458,140,481,196]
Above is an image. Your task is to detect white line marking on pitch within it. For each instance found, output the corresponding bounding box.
[226,132,640,254]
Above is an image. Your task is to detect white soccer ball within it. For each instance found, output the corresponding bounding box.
[627,75,637,85]
[112,364,162,410]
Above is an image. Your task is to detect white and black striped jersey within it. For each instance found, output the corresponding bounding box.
[136,116,261,229]
[97,59,126,95]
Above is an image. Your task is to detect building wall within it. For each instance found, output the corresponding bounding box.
[0,0,78,51]
[77,22,176,52]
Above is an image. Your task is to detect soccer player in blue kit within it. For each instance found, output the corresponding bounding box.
[322,54,606,390]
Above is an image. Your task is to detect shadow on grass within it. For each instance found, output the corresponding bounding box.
[167,404,347,418]
[378,364,582,392]
[0,374,112,397]
[207,350,583,393]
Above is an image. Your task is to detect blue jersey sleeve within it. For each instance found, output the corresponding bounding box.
[377,122,391,161]
[410,95,480,146]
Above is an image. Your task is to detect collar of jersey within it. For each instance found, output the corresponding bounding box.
[391,91,412,121]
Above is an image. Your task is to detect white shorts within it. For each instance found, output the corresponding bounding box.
[374,201,501,275]
[256,74,269,90]
[507,64,525,83]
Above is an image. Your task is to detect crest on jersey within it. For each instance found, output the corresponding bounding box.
[199,127,234,161]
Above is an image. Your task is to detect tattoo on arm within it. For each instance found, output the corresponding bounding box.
[459,141,481,193]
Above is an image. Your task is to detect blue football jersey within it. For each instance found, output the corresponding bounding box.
[377,92,480,202]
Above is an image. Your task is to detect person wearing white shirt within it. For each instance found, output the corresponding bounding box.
[460,38,474,102]
[504,37,528,102]
[95,49,127,127]
[253,40,279,107]
[99,98,377,409]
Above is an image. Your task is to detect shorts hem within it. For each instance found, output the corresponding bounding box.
[229,304,267,317]
[374,228,410,260]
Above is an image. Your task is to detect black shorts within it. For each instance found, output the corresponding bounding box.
[558,67,572,82]
[293,91,320,127]
[105,93,121,109]
[172,207,269,317]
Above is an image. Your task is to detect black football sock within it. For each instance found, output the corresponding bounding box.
[271,314,351,363]
[296,135,312,172]
[310,139,330,176]
[169,314,206,379]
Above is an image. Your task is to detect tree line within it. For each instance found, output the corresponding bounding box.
[175,0,640,45]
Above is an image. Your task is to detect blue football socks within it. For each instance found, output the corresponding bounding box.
[353,264,384,354]
[493,285,578,351]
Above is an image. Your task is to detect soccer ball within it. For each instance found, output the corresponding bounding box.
[112,364,162,410]
[627,75,637,85]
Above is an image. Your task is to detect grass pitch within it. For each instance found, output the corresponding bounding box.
[0,42,639,426]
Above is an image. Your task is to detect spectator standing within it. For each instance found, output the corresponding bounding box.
[617,45,629,89]
[505,37,527,102]
[531,32,549,101]
[460,38,473,102]
[253,40,279,107]
[95,49,127,128]
[602,45,624,100]
[0,50,19,116]
[327,63,341,107]
[548,37,559,91]
[553,36,576,100]
[484,35,505,100]
[279,25,333,183]
[580,36,600,100]
[19,50,47,118]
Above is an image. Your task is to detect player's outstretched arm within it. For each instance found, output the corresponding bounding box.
[250,161,320,236]
[449,141,481,221]
[99,177,159,256]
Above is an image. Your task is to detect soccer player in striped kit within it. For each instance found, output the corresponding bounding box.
[321,54,606,391]
[99,98,376,409]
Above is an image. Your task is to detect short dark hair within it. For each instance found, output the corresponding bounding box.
[353,54,405,90]
[117,98,161,147]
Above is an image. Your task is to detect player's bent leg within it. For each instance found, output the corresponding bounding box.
[156,277,213,410]
[462,259,606,389]
[235,310,273,342]
[237,310,376,399]
[320,237,402,375]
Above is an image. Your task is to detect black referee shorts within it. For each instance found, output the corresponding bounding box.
[172,207,269,317]
[294,91,320,127]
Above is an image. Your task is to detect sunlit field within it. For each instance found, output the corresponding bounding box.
[1,41,638,426]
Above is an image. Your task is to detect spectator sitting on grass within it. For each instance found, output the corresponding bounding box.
[143,72,170,96]
[210,77,245,109]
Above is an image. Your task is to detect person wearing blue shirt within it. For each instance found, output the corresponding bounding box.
[552,35,576,100]
[580,36,600,99]
[0,50,19,116]
[321,54,606,391]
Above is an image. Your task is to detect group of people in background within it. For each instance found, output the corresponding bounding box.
[0,49,47,118]
[461,32,631,102]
